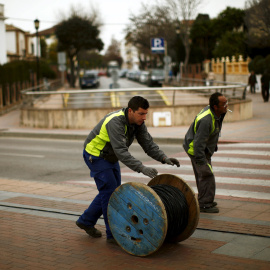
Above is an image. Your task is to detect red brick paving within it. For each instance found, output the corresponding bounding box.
[0,211,269,270]
[2,196,87,213]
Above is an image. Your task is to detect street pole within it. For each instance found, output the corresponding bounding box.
[34,19,40,88]
[164,40,168,83]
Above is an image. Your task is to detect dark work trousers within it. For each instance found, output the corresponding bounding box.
[188,154,216,208]
[250,84,256,93]
[262,87,269,102]
[77,149,121,239]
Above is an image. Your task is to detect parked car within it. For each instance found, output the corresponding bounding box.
[80,72,100,89]
[119,69,128,78]
[139,71,150,84]
[134,70,141,82]
[98,70,106,76]
[126,70,137,80]
[147,69,165,87]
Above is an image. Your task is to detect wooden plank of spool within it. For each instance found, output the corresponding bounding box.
[148,174,200,242]
[107,182,168,257]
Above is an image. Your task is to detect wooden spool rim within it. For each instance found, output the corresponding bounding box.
[148,173,200,242]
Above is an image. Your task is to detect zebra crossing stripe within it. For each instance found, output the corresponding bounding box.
[152,164,270,176]
[177,156,270,165]
[66,179,270,200]
[219,143,270,148]
[183,184,270,200]
[120,173,270,187]
[215,189,270,200]
[215,150,270,156]
[67,142,270,201]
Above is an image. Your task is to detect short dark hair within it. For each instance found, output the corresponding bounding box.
[128,96,149,111]
[209,92,223,109]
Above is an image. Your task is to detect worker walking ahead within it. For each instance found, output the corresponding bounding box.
[183,92,228,213]
[76,96,180,244]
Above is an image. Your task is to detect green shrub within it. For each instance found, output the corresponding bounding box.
[0,60,56,86]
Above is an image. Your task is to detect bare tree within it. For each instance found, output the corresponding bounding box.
[165,0,202,70]
[244,0,270,48]
[104,38,123,67]
[125,3,176,69]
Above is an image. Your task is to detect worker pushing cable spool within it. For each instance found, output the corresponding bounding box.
[107,174,200,256]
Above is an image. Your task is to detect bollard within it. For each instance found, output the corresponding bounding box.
[107,174,199,256]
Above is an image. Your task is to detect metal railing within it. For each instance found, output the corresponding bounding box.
[20,79,62,94]
[21,79,247,109]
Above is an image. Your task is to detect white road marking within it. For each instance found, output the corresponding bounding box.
[120,173,270,187]
[65,179,270,200]
[219,143,270,148]
[0,153,44,158]
[66,143,270,201]
[152,164,270,176]
[177,156,270,165]
[217,150,270,156]
[214,189,270,200]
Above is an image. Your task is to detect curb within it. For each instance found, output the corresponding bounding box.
[1,131,269,144]
[0,131,86,141]
[0,131,184,144]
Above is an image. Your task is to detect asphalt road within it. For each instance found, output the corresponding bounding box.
[0,137,183,183]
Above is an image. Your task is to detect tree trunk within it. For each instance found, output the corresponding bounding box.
[69,55,76,88]
[183,34,190,76]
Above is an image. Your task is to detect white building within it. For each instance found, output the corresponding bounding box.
[0,3,7,64]
[5,24,36,62]
[120,38,139,70]
[0,4,36,65]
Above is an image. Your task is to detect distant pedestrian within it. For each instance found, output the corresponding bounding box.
[66,72,70,84]
[183,92,228,213]
[248,70,257,94]
[208,70,215,86]
[201,70,208,86]
[169,69,173,83]
[260,70,270,102]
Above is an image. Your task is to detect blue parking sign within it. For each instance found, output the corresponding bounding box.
[151,38,165,54]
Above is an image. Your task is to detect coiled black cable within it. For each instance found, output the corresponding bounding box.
[151,184,189,239]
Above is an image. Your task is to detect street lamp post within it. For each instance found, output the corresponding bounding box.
[34,19,40,87]
[175,25,181,81]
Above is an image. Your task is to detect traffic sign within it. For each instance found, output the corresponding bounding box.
[151,38,165,54]
[164,56,171,64]
[57,52,66,65]
[58,64,66,72]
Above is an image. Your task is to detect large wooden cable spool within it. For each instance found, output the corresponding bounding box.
[107,174,199,256]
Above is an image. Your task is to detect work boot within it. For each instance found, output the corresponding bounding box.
[212,201,218,207]
[200,206,219,213]
[76,221,102,238]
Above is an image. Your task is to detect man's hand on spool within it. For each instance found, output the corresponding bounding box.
[163,157,180,167]
[141,166,158,178]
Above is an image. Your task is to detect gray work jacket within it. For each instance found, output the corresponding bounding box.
[183,105,226,165]
[84,108,167,172]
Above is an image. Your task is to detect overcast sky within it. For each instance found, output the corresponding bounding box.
[1,0,247,54]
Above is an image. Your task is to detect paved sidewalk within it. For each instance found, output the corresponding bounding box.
[0,177,269,269]
[0,91,269,269]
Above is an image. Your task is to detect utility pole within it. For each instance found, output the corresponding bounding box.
[34,19,40,87]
